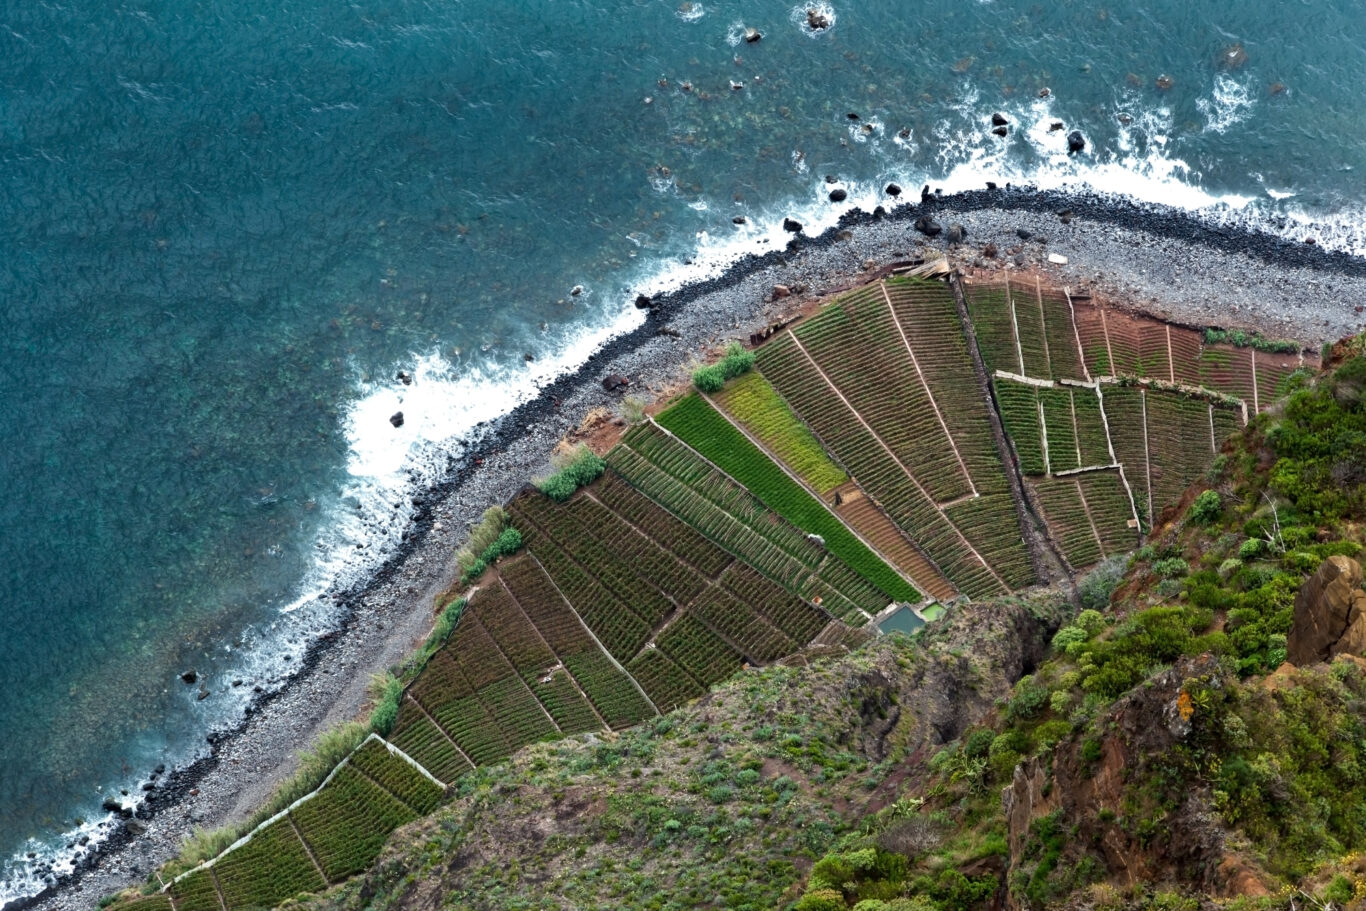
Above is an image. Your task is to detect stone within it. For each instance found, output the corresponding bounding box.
[570,284,583,296]
[884,182,901,196]
[731,215,747,225]
[983,243,999,258]
[1047,253,1069,265]
[1016,228,1032,240]
[1038,87,1051,98]
[1049,120,1065,132]
[985,181,997,190]
[154,764,165,774]
[913,216,942,237]
[1288,556,1366,665]
[1156,74,1173,90]
[991,125,1008,137]
[946,223,967,244]
[634,293,652,309]
[828,188,847,203]
[1219,43,1248,70]
[523,353,534,362]
[744,26,761,42]
[771,284,791,299]
[782,217,802,233]
[806,8,830,30]
[920,184,932,203]
[396,370,413,385]
[602,374,630,393]
[101,798,123,814]
[179,670,197,684]
[389,411,404,428]
[991,112,1008,126]
[197,685,210,701]
[1066,130,1086,153]
[126,819,148,836]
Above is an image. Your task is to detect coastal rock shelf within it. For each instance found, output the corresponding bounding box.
[108,273,1314,911]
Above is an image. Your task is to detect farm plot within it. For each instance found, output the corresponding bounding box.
[1040,287,1087,381]
[1071,388,1113,467]
[832,491,957,600]
[594,470,732,579]
[386,707,472,785]
[211,818,326,910]
[289,766,416,882]
[168,869,222,911]
[691,584,796,663]
[718,562,828,645]
[654,613,745,688]
[713,371,848,495]
[1009,282,1051,379]
[1030,477,1103,570]
[1197,344,1255,404]
[111,895,174,911]
[472,583,603,736]
[1144,389,1220,514]
[993,379,1044,475]
[1072,301,1111,377]
[1100,385,1150,524]
[943,494,1035,590]
[412,655,511,767]
[1075,469,1140,553]
[1039,387,1080,473]
[498,555,655,729]
[1169,325,1205,388]
[963,282,1019,375]
[789,286,971,503]
[653,396,917,603]
[756,332,1007,599]
[1212,402,1245,446]
[626,647,703,713]
[346,738,444,814]
[1255,349,1306,411]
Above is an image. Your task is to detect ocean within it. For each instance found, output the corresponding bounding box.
[1,0,1363,902]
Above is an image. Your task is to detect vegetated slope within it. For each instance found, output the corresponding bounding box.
[776,336,1366,911]
[297,593,1068,911]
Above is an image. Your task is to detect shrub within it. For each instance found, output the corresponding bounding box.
[1238,538,1264,560]
[692,342,756,393]
[1078,558,1126,612]
[368,672,402,735]
[537,446,606,502]
[795,889,846,911]
[1051,626,1088,656]
[1187,490,1223,525]
[455,506,508,574]
[1152,557,1190,579]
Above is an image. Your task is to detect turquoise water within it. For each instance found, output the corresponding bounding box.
[877,606,925,636]
[2,0,1364,900]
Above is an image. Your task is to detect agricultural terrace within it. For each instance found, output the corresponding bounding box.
[754,277,1033,599]
[160,736,442,911]
[655,394,919,603]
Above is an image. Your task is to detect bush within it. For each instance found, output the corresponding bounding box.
[692,342,756,393]
[1152,557,1190,579]
[368,672,402,736]
[455,506,508,574]
[1078,558,1126,612]
[537,446,606,502]
[1238,538,1264,560]
[460,526,524,584]
[795,890,846,911]
[1187,490,1223,525]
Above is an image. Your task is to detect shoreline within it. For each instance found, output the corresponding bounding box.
[15,186,1366,911]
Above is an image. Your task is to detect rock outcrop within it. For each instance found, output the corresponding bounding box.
[1287,555,1366,665]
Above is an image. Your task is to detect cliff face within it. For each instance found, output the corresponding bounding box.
[300,595,1067,911]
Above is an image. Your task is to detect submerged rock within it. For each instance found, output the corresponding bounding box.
[732,215,747,225]
[828,188,847,203]
[991,125,1008,137]
[179,670,197,684]
[782,217,803,233]
[1067,130,1086,153]
[806,8,830,30]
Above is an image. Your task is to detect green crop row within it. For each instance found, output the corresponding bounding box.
[1039,387,1080,473]
[386,710,472,784]
[290,766,416,882]
[211,818,325,910]
[713,370,848,494]
[655,395,918,602]
[655,613,745,688]
[168,868,220,911]
[626,647,703,713]
[994,379,1044,475]
[347,738,444,814]
[964,284,1019,375]
[1032,477,1104,570]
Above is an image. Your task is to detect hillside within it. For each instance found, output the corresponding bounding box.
[102,270,1331,911]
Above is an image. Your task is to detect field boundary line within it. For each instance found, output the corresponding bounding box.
[878,281,977,497]
[1074,478,1107,558]
[207,868,227,911]
[1099,307,1117,375]
[700,391,927,603]
[1053,464,1120,478]
[1208,403,1217,454]
[994,369,1054,388]
[1140,389,1154,522]
[1092,385,1142,530]
[286,814,330,886]
[1006,274,1026,375]
[1165,324,1176,385]
[1033,277,1054,378]
[1038,397,1051,476]
[1069,389,1082,467]
[525,550,661,718]
[784,333,1007,590]
[1250,348,1260,412]
[496,573,611,733]
[1063,287,1094,383]
[464,609,563,736]
[401,693,477,778]
[376,736,447,790]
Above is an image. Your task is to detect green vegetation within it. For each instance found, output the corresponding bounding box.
[454,506,509,578]
[1203,327,1301,354]
[714,370,849,494]
[657,394,918,602]
[458,526,522,584]
[537,445,606,502]
[692,342,756,393]
[1264,353,1366,520]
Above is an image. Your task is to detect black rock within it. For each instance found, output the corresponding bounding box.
[991,112,1008,126]
[179,670,197,684]
[946,223,967,244]
[1016,228,1033,240]
[986,181,998,190]
[806,8,830,29]
[101,798,122,814]
[389,411,404,428]
[1067,130,1086,153]
[845,112,859,121]
[634,294,652,309]
[119,807,134,819]
[872,206,886,218]
[396,370,413,385]
[991,125,1008,137]
[141,782,155,791]
[913,216,942,237]
[825,174,839,183]
[884,183,901,196]
[602,374,630,393]
[154,764,165,774]
[782,217,802,233]
[743,26,762,43]
[828,188,847,203]
[731,215,747,225]
[126,820,148,836]
[920,184,932,203]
